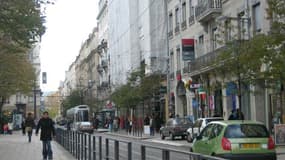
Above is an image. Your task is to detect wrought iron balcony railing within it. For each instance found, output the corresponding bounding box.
[195,0,222,24]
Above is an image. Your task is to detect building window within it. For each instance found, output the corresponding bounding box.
[175,7,180,27]
[198,35,204,45]
[169,12,173,31]
[182,2,186,23]
[170,52,174,73]
[189,0,194,16]
[253,3,262,33]
[29,96,33,103]
[212,27,218,50]
[5,98,10,104]
[176,48,181,71]
[225,20,232,42]
[238,11,251,40]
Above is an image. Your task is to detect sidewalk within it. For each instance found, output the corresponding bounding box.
[0,131,75,160]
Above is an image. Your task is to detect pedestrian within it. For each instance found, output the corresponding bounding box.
[144,115,150,125]
[3,123,8,135]
[228,109,237,120]
[128,119,132,135]
[150,116,155,136]
[8,122,13,134]
[113,117,118,132]
[236,109,244,120]
[36,111,56,160]
[25,113,35,143]
[21,119,26,135]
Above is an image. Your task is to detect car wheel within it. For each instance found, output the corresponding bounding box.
[170,132,175,140]
[187,134,193,143]
[161,133,165,140]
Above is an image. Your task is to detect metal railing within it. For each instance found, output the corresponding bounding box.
[55,128,228,160]
[195,0,222,22]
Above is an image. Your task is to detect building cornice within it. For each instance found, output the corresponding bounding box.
[97,2,107,20]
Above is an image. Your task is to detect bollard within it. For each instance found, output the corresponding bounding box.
[75,132,78,158]
[162,150,170,160]
[127,142,132,160]
[84,134,87,160]
[72,132,75,156]
[81,133,84,160]
[105,138,109,160]
[114,140,119,160]
[93,136,96,160]
[88,134,91,160]
[77,133,81,160]
[99,136,102,160]
[141,146,146,160]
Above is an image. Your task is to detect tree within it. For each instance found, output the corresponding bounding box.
[111,70,162,109]
[61,89,82,114]
[0,0,53,113]
[0,0,51,48]
[0,52,36,112]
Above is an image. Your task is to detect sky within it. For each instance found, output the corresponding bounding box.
[40,0,99,92]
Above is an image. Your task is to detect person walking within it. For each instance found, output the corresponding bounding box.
[150,116,155,136]
[21,119,26,135]
[236,109,245,120]
[3,123,8,135]
[25,113,35,143]
[36,111,56,160]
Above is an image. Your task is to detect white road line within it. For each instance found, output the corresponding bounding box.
[144,139,184,146]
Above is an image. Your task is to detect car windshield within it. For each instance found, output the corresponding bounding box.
[224,124,269,138]
[174,118,192,125]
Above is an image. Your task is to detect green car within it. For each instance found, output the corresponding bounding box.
[192,120,276,160]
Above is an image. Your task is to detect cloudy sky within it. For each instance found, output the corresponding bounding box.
[40,0,99,92]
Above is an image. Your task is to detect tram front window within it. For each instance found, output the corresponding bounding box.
[78,110,89,122]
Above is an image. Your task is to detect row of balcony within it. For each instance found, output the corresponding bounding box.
[183,47,225,75]
[168,0,222,38]
[195,0,222,24]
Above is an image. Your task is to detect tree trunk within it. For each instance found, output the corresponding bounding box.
[0,96,4,114]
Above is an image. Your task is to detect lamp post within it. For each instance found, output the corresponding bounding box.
[33,88,41,120]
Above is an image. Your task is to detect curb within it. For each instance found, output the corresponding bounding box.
[104,132,153,140]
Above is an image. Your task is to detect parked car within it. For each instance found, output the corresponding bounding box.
[160,117,193,140]
[186,117,224,142]
[78,122,94,134]
[192,121,276,160]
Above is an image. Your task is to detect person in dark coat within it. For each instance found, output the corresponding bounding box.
[36,111,56,160]
[21,119,25,135]
[25,113,35,142]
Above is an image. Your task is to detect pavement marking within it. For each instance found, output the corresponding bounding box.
[144,139,184,146]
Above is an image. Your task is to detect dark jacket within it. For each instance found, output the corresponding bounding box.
[25,118,35,128]
[36,118,55,141]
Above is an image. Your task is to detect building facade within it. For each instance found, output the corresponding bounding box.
[167,0,273,127]
[97,0,111,103]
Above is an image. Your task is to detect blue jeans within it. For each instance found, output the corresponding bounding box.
[28,131,32,142]
[42,141,53,159]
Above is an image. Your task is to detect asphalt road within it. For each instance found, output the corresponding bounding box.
[90,133,214,160]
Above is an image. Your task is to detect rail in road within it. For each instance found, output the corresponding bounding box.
[56,128,227,160]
